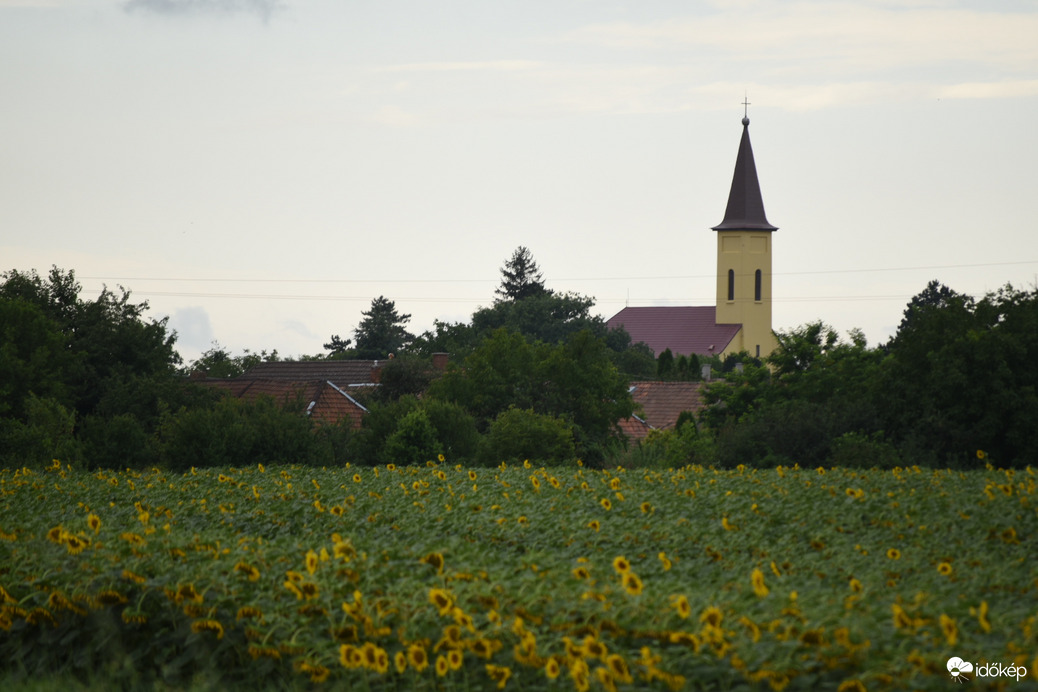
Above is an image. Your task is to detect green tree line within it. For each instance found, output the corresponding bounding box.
[3,258,1035,470]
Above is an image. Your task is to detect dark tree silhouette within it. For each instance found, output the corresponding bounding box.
[495,246,547,302]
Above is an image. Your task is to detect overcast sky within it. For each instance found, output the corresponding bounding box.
[3,0,1037,364]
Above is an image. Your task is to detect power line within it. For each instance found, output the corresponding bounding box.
[78,259,1038,286]
[114,290,928,306]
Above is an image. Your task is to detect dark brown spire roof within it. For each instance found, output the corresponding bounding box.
[712,117,778,232]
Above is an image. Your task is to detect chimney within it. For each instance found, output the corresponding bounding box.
[432,352,449,371]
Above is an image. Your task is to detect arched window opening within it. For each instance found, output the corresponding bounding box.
[754,269,762,302]
[727,269,735,301]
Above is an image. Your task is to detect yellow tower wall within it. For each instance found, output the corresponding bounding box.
[715,230,778,358]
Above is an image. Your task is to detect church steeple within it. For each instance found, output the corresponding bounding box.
[711,116,778,232]
[712,110,779,359]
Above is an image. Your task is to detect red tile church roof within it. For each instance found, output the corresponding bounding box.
[607,306,740,357]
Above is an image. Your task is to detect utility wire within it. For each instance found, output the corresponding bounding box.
[79,259,1038,286]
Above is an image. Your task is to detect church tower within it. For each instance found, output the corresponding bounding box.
[712,113,778,359]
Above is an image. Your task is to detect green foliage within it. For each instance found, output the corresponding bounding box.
[651,349,703,382]
[4,463,1035,690]
[700,328,885,467]
[371,356,436,403]
[0,395,79,469]
[427,328,633,463]
[158,396,321,471]
[407,319,481,360]
[350,296,414,360]
[420,398,480,463]
[610,338,657,380]
[494,246,546,302]
[478,407,576,465]
[878,282,1038,465]
[187,343,279,378]
[0,267,189,469]
[349,396,479,465]
[348,395,422,465]
[609,419,714,469]
[383,409,442,466]
[827,431,902,469]
[78,413,155,470]
[0,297,71,419]
[656,348,675,379]
[471,291,606,346]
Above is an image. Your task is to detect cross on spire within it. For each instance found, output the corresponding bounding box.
[742,95,751,118]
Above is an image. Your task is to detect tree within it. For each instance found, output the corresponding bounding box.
[427,328,634,463]
[880,282,1038,465]
[1,267,188,468]
[347,296,414,360]
[187,342,279,378]
[0,297,71,420]
[495,246,547,302]
[478,407,576,465]
[322,334,352,356]
[656,349,675,379]
[473,291,605,345]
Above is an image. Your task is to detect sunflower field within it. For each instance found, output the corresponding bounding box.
[1,459,1036,691]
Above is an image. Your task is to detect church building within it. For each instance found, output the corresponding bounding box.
[607,113,779,359]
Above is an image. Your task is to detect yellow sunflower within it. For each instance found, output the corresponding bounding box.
[670,594,692,619]
[621,571,644,596]
[408,643,429,671]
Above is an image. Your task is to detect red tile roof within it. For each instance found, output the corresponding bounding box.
[607,306,740,357]
[243,360,383,386]
[621,381,710,442]
[202,378,368,429]
[631,381,708,430]
[617,415,653,440]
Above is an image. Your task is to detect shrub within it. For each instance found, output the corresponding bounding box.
[159,396,319,471]
[828,431,902,469]
[383,408,441,466]
[478,407,575,466]
[79,413,155,470]
[420,398,480,463]
[0,394,79,469]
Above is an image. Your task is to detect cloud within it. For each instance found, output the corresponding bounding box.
[167,306,215,359]
[122,0,284,21]
[368,105,422,127]
[379,61,544,73]
[937,80,1038,101]
[562,3,1038,78]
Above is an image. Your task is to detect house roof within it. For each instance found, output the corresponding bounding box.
[607,306,740,357]
[712,117,778,232]
[617,415,652,441]
[630,381,708,430]
[621,381,710,442]
[243,360,383,386]
[202,378,368,428]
